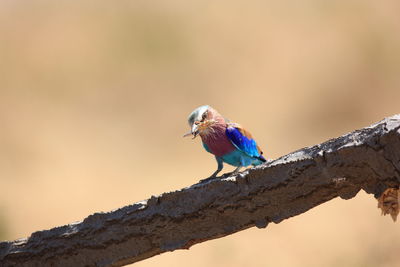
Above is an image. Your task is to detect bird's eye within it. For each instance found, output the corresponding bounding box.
[201,111,207,121]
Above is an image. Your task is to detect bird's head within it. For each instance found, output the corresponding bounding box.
[183,105,217,139]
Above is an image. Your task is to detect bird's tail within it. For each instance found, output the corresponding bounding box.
[252,155,266,166]
[257,154,267,162]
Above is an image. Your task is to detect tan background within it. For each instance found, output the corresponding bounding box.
[1,1,400,266]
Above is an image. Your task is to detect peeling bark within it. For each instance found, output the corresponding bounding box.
[1,115,400,267]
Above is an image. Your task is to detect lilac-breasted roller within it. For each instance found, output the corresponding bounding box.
[184,105,266,178]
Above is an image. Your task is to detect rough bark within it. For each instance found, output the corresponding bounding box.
[1,115,400,267]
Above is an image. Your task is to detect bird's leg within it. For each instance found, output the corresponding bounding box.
[209,169,221,178]
[222,166,242,178]
[210,157,224,178]
[199,157,224,183]
[232,166,242,175]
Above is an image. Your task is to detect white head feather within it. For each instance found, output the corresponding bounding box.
[187,105,209,126]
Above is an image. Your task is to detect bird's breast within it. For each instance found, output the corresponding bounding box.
[200,125,236,157]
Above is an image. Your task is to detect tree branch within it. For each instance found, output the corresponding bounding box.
[1,115,400,267]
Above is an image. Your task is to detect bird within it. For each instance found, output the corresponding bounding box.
[184,105,266,178]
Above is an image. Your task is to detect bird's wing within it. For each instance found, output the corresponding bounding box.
[225,123,265,160]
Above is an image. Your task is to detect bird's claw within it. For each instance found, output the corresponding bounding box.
[198,175,217,184]
[198,168,242,183]
[220,169,241,178]
[220,173,230,178]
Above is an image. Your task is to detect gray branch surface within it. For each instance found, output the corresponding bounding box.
[1,115,400,267]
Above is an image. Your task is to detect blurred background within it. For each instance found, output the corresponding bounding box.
[1,0,400,266]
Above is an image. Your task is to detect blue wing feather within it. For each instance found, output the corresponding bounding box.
[225,125,264,161]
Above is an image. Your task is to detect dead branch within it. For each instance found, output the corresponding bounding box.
[1,115,400,267]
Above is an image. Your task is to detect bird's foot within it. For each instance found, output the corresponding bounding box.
[221,167,242,178]
[198,167,242,183]
[220,172,231,178]
[220,171,238,178]
[198,173,220,183]
[198,176,216,183]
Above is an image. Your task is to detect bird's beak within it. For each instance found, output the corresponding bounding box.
[183,131,192,138]
[183,124,199,139]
